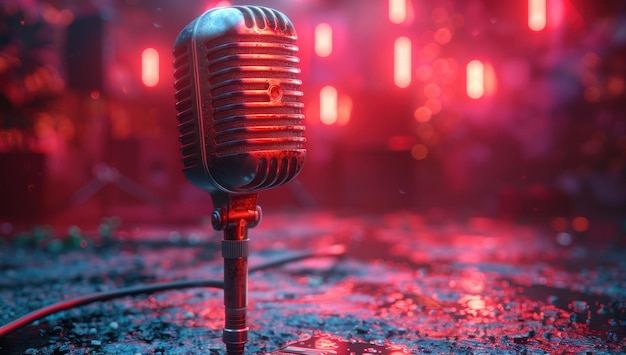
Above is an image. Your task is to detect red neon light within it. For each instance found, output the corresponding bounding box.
[466,60,484,99]
[315,23,333,57]
[389,0,407,24]
[528,0,547,31]
[394,37,411,88]
[320,86,338,125]
[141,48,159,87]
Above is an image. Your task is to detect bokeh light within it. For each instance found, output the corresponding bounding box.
[315,23,333,58]
[141,48,159,87]
[528,0,547,31]
[389,0,407,24]
[414,106,432,123]
[466,60,484,99]
[320,85,338,125]
[394,37,412,88]
[572,217,589,233]
[411,144,428,160]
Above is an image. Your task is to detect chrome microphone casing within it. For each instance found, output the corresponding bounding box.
[173,6,306,195]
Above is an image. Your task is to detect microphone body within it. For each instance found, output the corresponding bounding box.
[173,6,305,196]
[173,6,305,355]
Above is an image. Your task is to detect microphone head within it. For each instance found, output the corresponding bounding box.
[173,6,306,195]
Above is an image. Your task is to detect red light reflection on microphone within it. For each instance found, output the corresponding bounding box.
[141,48,159,87]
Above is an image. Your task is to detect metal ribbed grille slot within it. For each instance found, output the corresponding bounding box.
[204,35,305,157]
[233,6,290,31]
[239,156,300,190]
[173,44,199,168]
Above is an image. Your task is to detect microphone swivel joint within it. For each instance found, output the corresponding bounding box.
[212,205,262,231]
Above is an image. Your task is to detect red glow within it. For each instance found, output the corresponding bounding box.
[320,86,338,125]
[528,0,547,31]
[337,95,352,125]
[551,217,569,232]
[572,216,589,232]
[206,0,231,11]
[414,106,432,123]
[415,65,433,81]
[434,28,452,44]
[424,83,441,98]
[484,62,497,98]
[141,48,159,87]
[315,23,333,57]
[389,0,407,24]
[547,0,565,29]
[394,37,412,88]
[424,98,442,114]
[466,60,484,99]
[411,144,428,160]
[388,136,414,151]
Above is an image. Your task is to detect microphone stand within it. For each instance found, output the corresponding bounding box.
[210,193,261,355]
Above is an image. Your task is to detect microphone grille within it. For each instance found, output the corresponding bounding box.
[174,6,306,193]
[205,7,305,158]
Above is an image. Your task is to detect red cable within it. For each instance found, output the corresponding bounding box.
[0,279,224,337]
[0,243,345,338]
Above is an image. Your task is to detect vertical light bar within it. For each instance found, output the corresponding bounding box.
[389,0,407,24]
[394,37,412,88]
[141,48,159,87]
[466,60,484,99]
[315,23,333,57]
[528,0,547,31]
[320,86,338,125]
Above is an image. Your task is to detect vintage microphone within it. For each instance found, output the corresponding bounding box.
[173,6,305,355]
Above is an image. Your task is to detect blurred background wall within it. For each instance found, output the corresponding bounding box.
[0,0,625,228]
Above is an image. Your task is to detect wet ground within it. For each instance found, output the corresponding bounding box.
[0,211,625,354]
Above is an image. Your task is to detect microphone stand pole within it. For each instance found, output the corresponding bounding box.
[211,193,261,355]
